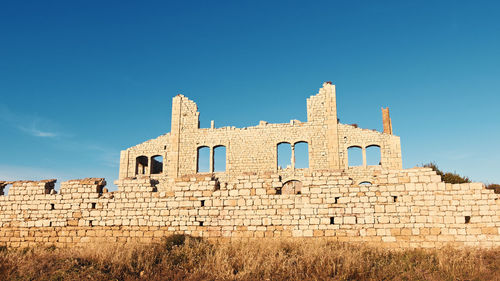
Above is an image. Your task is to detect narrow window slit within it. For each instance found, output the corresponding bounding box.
[91,203,96,209]
[330,217,335,225]
[50,203,55,210]
[201,200,205,207]
[465,216,471,224]
[334,197,340,204]
[199,221,204,226]
[392,196,398,202]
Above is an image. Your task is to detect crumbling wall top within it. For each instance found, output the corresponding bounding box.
[1,179,57,186]
[60,178,107,195]
[4,179,57,196]
[65,178,106,185]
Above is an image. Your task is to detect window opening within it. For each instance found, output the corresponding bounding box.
[197,146,210,173]
[366,145,381,166]
[347,146,363,167]
[213,145,226,172]
[136,156,148,175]
[277,142,292,170]
[151,155,163,174]
[294,141,309,169]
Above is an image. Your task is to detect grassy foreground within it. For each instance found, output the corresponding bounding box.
[0,236,498,281]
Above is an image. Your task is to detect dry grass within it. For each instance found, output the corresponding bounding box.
[0,235,498,280]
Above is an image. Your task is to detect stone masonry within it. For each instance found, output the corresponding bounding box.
[0,82,498,248]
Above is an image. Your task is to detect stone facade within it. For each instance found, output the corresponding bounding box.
[119,82,402,180]
[0,83,498,248]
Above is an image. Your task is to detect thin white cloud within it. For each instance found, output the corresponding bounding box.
[19,126,58,138]
[0,104,120,189]
[0,104,117,161]
[0,104,59,138]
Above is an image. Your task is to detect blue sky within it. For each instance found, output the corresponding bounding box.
[1,0,499,190]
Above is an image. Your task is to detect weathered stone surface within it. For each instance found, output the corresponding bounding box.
[119,83,402,180]
[0,83,498,248]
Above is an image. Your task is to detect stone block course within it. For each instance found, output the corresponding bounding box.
[1,83,498,248]
[0,167,498,248]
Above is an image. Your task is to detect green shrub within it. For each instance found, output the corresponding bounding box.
[441,173,471,184]
[422,162,471,184]
[486,183,500,194]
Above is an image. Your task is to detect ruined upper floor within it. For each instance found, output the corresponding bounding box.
[119,82,402,181]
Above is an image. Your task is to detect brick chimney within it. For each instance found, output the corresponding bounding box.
[381,107,393,134]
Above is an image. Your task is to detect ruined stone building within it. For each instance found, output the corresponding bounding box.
[0,83,498,248]
[119,82,401,183]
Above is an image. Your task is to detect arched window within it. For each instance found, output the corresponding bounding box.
[347,146,362,167]
[136,156,148,175]
[277,142,292,170]
[197,146,210,173]
[366,145,381,166]
[213,145,226,172]
[281,180,303,195]
[151,155,163,174]
[294,141,309,169]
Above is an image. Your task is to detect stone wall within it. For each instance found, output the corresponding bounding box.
[0,168,498,248]
[1,82,496,248]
